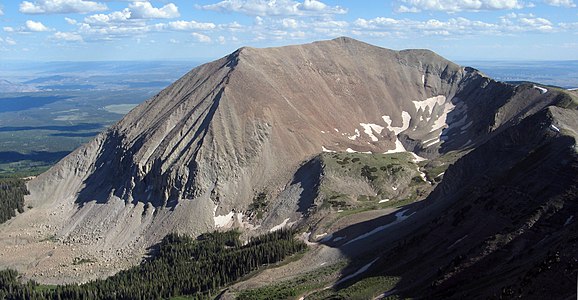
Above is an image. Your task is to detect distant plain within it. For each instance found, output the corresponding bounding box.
[0,61,197,175]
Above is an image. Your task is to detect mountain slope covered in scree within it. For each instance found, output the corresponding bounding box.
[0,38,575,298]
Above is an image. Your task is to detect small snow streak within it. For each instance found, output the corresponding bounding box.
[335,258,379,286]
[550,124,560,133]
[344,209,414,246]
[359,123,384,141]
[431,101,455,132]
[409,152,427,162]
[214,211,234,228]
[270,218,290,232]
[384,139,406,154]
[322,146,336,153]
[533,85,548,94]
[348,128,361,140]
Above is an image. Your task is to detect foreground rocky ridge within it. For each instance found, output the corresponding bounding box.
[0,37,575,291]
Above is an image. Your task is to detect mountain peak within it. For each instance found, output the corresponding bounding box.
[3,38,568,286]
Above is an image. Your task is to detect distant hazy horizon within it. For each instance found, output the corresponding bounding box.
[2,59,577,89]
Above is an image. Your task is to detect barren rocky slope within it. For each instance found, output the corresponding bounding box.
[0,37,574,289]
[228,101,578,300]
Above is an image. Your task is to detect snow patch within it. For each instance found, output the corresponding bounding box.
[431,101,456,132]
[270,218,291,232]
[413,95,446,116]
[322,146,336,153]
[360,123,384,142]
[348,128,361,140]
[214,211,235,228]
[384,139,406,154]
[333,236,345,242]
[391,186,398,191]
[421,136,441,148]
[447,234,469,250]
[299,232,317,246]
[564,215,574,226]
[346,148,356,153]
[410,152,428,162]
[344,209,415,246]
[379,199,390,203]
[533,85,548,94]
[319,233,334,243]
[423,137,440,148]
[417,167,431,184]
[335,258,379,285]
[421,74,425,84]
[320,130,326,134]
[422,136,438,144]
[382,111,411,154]
[550,124,560,133]
[382,111,411,135]
[568,88,578,91]
[334,128,339,132]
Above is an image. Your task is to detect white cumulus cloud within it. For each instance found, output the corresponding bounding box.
[301,0,326,11]
[0,7,4,16]
[0,37,17,46]
[168,20,216,31]
[498,13,555,32]
[353,13,557,38]
[191,32,211,43]
[128,2,180,19]
[397,0,525,12]
[53,31,83,41]
[282,18,299,28]
[83,10,131,25]
[20,0,108,14]
[201,0,346,16]
[25,20,50,31]
[65,17,78,25]
[544,0,576,7]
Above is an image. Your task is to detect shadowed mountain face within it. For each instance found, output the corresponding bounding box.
[0,37,576,289]
[324,106,578,299]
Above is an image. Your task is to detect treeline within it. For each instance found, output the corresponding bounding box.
[0,229,306,300]
[0,178,28,224]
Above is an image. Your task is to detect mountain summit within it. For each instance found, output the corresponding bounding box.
[0,38,575,291]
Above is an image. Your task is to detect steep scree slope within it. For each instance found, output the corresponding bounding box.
[0,37,566,284]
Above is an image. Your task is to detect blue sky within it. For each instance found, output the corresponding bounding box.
[0,0,577,61]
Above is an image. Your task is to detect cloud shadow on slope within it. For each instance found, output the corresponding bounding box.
[0,95,71,112]
[0,150,70,164]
